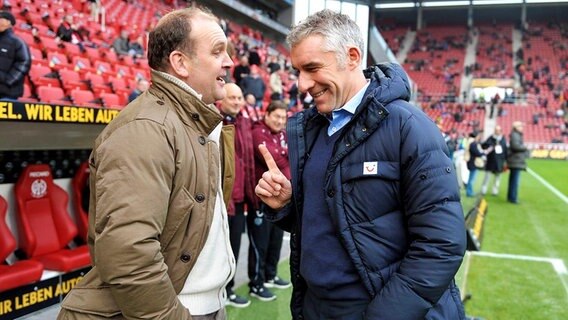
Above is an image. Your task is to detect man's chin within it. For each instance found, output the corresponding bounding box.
[316,104,333,114]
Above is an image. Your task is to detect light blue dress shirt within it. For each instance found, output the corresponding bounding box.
[327,81,370,136]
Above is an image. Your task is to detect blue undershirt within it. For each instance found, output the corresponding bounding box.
[300,126,370,301]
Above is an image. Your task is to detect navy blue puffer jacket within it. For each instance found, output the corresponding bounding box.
[268,63,466,319]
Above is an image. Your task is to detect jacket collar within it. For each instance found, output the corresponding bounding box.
[148,69,222,135]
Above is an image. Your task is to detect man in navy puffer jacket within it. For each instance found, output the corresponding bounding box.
[255,9,466,320]
[0,11,31,100]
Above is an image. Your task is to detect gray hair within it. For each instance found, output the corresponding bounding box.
[286,9,364,67]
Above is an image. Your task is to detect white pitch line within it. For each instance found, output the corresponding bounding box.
[470,251,568,299]
[527,168,568,205]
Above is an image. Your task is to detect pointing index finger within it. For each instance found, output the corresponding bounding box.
[258,144,281,173]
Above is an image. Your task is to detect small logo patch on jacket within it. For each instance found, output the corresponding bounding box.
[363,161,378,175]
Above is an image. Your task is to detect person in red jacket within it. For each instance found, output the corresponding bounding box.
[249,101,291,300]
[219,83,256,308]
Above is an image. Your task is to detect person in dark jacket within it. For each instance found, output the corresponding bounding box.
[219,83,254,308]
[507,121,528,204]
[240,65,265,108]
[249,101,291,301]
[0,10,31,100]
[466,131,491,197]
[255,9,466,320]
[481,125,508,195]
[233,55,250,87]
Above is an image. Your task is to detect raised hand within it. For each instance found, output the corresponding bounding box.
[255,144,292,209]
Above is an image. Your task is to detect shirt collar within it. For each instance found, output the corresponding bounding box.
[331,81,370,119]
[156,70,203,101]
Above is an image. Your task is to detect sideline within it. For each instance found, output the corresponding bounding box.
[527,168,568,205]
[470,251,568,299]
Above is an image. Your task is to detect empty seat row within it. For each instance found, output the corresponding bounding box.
[0,163,91,293]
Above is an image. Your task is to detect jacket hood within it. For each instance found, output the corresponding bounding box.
[363,63,411,105]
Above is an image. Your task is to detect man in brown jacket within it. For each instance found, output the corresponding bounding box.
[58,7,236,320]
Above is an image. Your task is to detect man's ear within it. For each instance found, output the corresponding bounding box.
[169,51,190,78]
[347,46,362,70]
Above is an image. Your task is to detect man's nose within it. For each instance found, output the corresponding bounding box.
[297,73,314,93]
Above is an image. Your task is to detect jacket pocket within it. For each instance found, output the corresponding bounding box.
[61,286,121,317]
[161,187,195,249]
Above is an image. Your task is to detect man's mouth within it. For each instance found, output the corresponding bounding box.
[312,89,327,98]
[216,77,226,84]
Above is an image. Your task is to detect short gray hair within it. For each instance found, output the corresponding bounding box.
[286,9,364,67]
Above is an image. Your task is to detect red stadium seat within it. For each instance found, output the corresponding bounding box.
[19,83,38,103]
[37,86,68,105]
[99,92,123,109]
[84,73,112,95]
[29,65,60,87]
[0,196,44,292]
[46,52,71,70]
[39,35,60,53]
[70,89,101,108]
[71,162,90,242]
[14,165,91,272]
[59,68,90,92]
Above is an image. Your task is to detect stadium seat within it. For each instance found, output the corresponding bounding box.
[71,56,97,74]
[14,164,91,272]
[29,65,60,87]
[19,83,38,103]
[71,162,90,242]
[39,35,60,53]
[0,196,44,292]
[29,46,49,67]
[47,52,71,70]
[59,68,90,92]
[99,92,123,109]
[37,86,68,105]
[84,72,112,94]
[70,89,101,108]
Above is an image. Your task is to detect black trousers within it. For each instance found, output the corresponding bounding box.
[227,201,250,291]
[247,203,284,287]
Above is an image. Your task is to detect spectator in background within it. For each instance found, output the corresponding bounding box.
[255,9,466,319]
[250,100,291,302]
[287,73,299,109]
[58,7,235,319]
[507,121,528,204]
[129,35,145,59]
[233,55,250,87]
[269,64,282,101]
[0,10,31,100]
[112,29,131,56]
[127,78,149,102]
[242,93,260,122]
[248,46,261,66]
[481,125,508,196]
[241,65,265,109]
[88,0,102,23]
[466,131,492,197]
[219,83,255,309]
[56,15,86,51]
